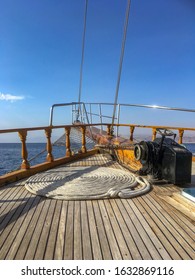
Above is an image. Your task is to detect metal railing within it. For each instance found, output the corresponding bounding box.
[49,101,195,137]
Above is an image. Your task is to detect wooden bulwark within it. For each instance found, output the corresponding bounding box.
[0,154,194,260]
[1,122,195,186]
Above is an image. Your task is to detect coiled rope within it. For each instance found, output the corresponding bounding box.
[25,165,151,200]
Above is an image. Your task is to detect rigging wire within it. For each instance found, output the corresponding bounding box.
[77,0,88,121]
[111,0,131,129]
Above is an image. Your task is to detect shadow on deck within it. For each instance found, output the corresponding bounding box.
[0,154,195,260]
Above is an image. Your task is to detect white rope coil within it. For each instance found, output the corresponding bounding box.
[25,166,151,200]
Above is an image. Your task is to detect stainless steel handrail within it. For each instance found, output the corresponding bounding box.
[49,101,195,133]
[49,102,84,126]
[84,102,195,113]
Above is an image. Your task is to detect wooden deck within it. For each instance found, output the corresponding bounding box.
[0,154,195,260]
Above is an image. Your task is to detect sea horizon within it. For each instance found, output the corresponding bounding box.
[0,142,195,177]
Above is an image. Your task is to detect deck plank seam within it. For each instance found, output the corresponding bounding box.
[103,199,126,259]
[0,187,27,217]
[44,199,63,260]
[53,200,64,259]
[126,198,163,260]
[142,194,188,259]
[85,200,94,260]
[95,200,112,259]
[11,195,43,259]
[61,200,69,260]
[139,194,188,259]
[80,200,84,260]
[54,200,68,260]
[115,199,143,259]
[92,200,104,259]
[0,185,20,203]
[25,198,51,260]
[116,199,147,260]
[99,199,122,259]
[123,199,157,259]
[122,198,157,259]
[4,195,42,259]
[150,193,195,242]
[130,197,171,260]
[110,199,141,260]
[146,194,195,252]
[0,190,34,244]
[63,201,74,260]
[87,200,103,260]
[73,200,82,260]
[135,196,176,260]
[107,199,133,259]
[81,200,93,260]
[109,199,133,259]
[44,199,58,260]
[33,199,53,259]
[43,200,58,260]
[143,194,194,259]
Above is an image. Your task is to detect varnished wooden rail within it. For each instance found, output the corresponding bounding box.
[112,124,195,144]
[0,122,195,186]
[0,123,103,186]
[0,123,103,170]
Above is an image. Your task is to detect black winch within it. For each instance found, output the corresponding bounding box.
[134,128,192,184]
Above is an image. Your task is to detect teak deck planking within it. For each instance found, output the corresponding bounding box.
[0,154,195,260]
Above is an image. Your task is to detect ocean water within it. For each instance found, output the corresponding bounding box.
[0,142,195,177]
[0,143,66,176]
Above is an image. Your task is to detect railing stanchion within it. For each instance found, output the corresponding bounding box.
[178,129,184,144]
[18,130,30,169]
[45,128,54,162]
[81,126,87,153]
[65,127,72,157]
[107,124,112,137]
[152,128,157,141]
[130,126,135,142]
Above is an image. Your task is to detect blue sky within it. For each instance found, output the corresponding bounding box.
[0,0,195,134]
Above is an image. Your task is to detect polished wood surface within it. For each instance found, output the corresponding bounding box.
[0,154,194,260]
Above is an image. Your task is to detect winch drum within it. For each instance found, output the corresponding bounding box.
[134,129,192,185]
